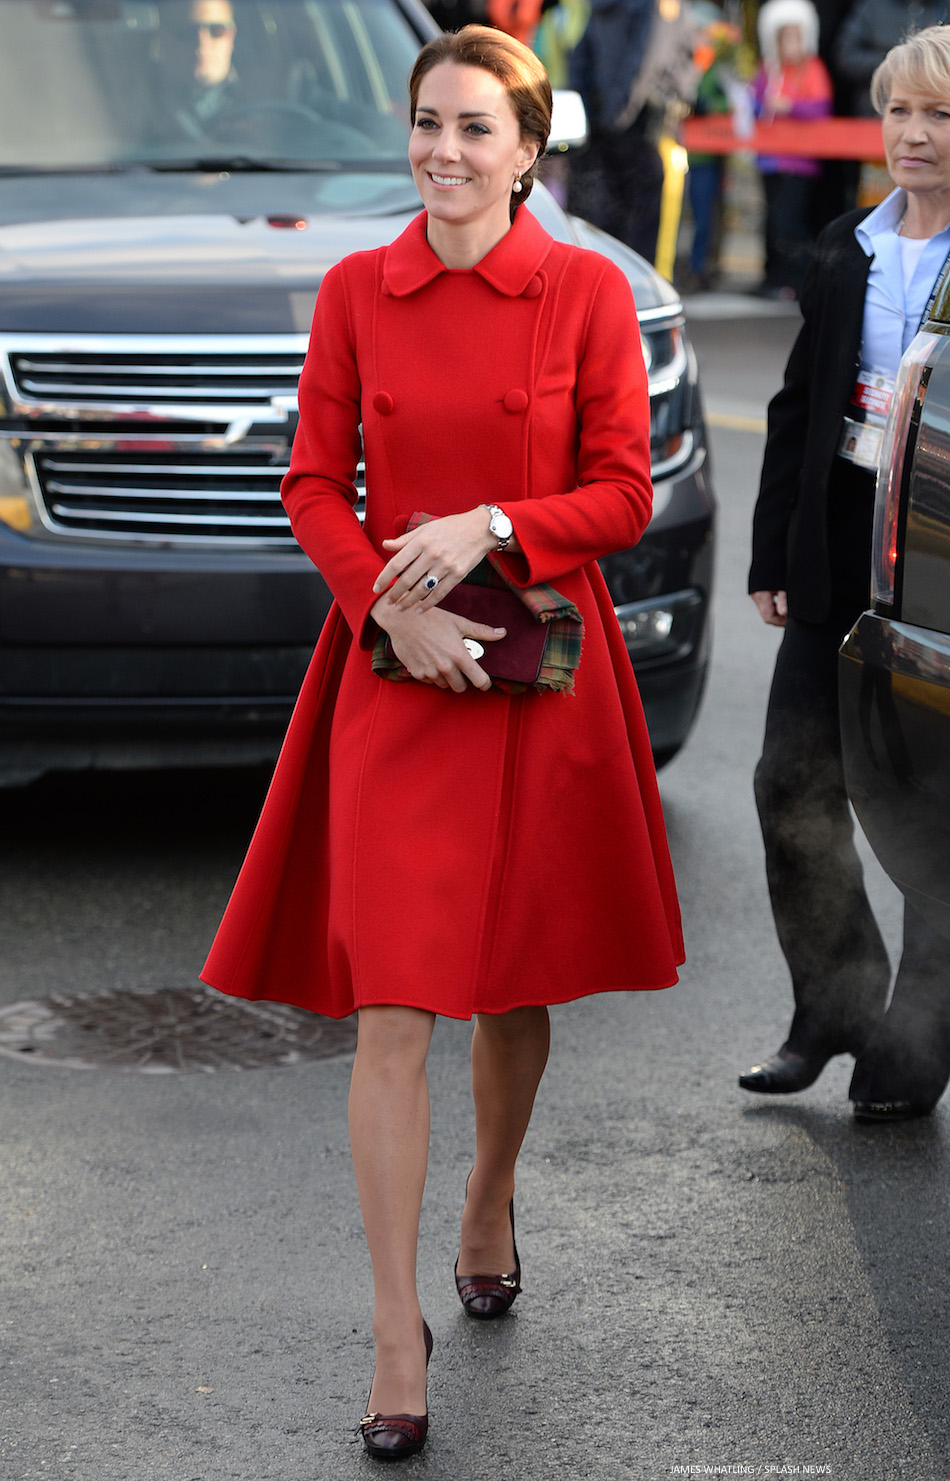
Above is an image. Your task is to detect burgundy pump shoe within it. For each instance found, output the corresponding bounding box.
[359,1321,433,1462]
[454,1197,522,1319]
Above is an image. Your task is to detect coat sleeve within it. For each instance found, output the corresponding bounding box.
[280,260,385,646]
[748,321,811,593]
[748,247,823,594]
[500,258,655,588]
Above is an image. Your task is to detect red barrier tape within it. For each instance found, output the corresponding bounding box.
[682,115,884,160]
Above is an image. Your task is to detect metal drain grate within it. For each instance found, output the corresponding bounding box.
[0,987,357,1074]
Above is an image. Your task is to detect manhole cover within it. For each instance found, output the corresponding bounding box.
[0,987,357,1074]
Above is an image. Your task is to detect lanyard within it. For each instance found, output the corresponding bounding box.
[917,239,950,331]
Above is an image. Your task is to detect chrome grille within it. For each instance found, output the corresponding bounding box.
[10,350,305,406]
[31,447,298,543]
[0,333,338,545]
[29,443,366,544]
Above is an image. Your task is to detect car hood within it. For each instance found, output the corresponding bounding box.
[0,167,676,333]
[0,170,423,332]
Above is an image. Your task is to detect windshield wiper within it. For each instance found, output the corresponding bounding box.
[139,157,412,175]
[0,163,134,176]
[0,158,340,176]
[143,156,343,173]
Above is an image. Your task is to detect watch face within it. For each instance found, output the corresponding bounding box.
[491,510,513,539]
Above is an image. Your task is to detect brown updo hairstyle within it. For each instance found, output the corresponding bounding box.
[408,25,552,217]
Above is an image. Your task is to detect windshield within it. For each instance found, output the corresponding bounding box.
[0,0,424,170]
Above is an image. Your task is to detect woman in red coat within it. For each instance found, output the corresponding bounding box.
[202,25,683,1461]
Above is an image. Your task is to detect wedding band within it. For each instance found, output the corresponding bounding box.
[463,638,484,660]
[423,573,439,591]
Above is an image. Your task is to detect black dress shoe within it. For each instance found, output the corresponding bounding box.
[455,1195,521,1320]
[739,1046,830,1094]
[359,1320,432,1461]
[852,1099,932,1122]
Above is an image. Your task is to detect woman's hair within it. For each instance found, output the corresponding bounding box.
[871,25,950,114]
[408,25,552,213]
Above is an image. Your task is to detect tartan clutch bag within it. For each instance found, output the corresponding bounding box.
[371,513,584,695]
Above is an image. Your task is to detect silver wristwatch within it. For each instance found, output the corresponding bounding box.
[484,503,513,553]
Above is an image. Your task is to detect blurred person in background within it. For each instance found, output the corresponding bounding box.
[569,0,695,263]
[752,0,833,298]
[533,0,591,85]
[486,0,543,42]
[533,0,592,204]
[811,0,861,223]
[834,0,949,115]
[682,5,743,291]
[425,0,488,29]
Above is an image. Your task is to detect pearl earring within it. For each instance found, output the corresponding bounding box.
[512,174,523,193]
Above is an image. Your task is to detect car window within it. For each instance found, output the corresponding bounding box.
[0,0,422,170]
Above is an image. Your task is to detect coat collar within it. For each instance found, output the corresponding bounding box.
[382,208,554,297]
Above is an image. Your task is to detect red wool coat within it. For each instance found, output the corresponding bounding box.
[201,208,684,1019]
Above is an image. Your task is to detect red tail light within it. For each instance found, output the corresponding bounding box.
[872,333,936,609]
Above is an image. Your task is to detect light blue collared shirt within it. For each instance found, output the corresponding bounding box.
[854,187,950,374]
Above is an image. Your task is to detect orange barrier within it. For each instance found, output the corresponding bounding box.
[682,115,884,160]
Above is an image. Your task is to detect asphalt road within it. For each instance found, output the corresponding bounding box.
[1,301,948,1481]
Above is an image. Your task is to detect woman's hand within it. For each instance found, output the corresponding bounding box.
[752,589,788,627]
[372,508,508,612]
[371,592,506,693]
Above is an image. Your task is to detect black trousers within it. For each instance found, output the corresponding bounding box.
[755,608,950,1107]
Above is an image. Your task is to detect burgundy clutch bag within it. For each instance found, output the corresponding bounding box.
[437,581,547,685]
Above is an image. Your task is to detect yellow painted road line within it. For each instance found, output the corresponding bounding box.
[706,411,768,433]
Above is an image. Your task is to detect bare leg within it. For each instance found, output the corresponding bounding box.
[457,1005,550,1277]
[348,1004,435,1415]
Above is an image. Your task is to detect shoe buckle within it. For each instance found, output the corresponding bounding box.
[500,1275,517,1288]
[359,1414,377,1428]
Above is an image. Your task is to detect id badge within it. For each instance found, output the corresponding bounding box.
[838,416,884,470]
[838,365,895,472]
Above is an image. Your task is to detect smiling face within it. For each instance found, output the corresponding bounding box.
[408,62,538,257]
[883,88,950,200]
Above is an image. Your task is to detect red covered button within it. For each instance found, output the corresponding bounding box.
[503,389,529,414]
[522,275,543,299]
[373,392,394,415]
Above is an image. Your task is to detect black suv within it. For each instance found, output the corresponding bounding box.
[0,0,715,785]
[840,318,950,938]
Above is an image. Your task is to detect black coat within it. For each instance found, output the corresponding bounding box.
[749,208,873,624]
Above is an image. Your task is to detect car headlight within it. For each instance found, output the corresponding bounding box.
[641,317,697,481]
[615,588,704,664]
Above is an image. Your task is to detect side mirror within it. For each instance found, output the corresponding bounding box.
[547,90,588,153]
